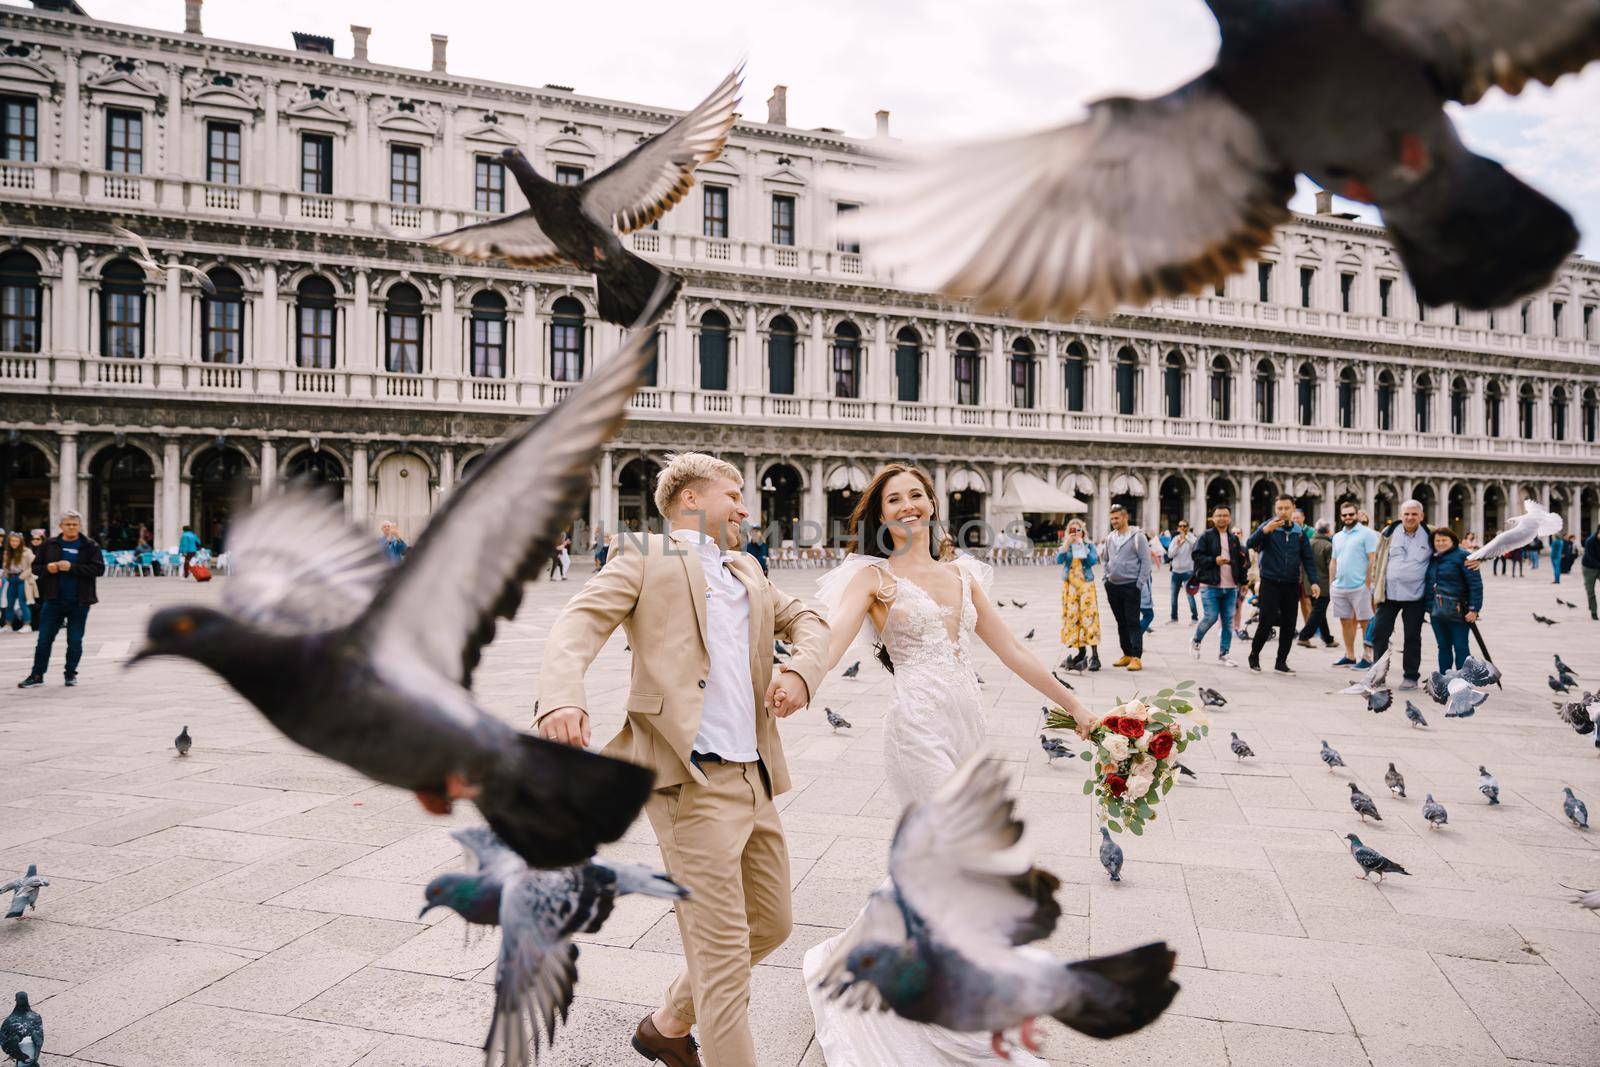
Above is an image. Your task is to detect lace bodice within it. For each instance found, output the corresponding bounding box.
[882,568,977,670]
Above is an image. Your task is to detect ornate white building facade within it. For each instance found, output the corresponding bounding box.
[2,2,1599,552]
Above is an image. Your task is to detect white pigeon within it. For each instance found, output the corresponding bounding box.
[1468,499,1563,562]
[1340,650,1391,696]
[109,223,217,294]
[1445,677,1489,718]
[1566,885,1600,909]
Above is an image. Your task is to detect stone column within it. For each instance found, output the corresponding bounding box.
[350,270,371,370]
[1097,337,1114,414]
[441,105,457,206]
[1043,333,1060,412]
[161,257,183,360]
[1509,482,1523,522]
[438,448,455,497]
[1470,482,1485,539]
[809,314,827,397]
[1144,470,1162,528]
[519,283,541,384]
[1096,467,1112,538]
[989,330,1006,411]
[933,461,949,519]
[350,444,369,524]
[257,262,279,365]
[260,439,277,496]
[1362,475,1376,520]
[930,326,950,407]
[1321,477,1338,523]
[354,91,370,199]
[742,306,760,395]
[58,431,79,517]
[985,462,1003,543]
[60,49,81,172]
[159,438,181,549]
[806,456,826,540]
[58,243,81,356]
[598,450,616,537]
[434,277,456,374]
[742,455,758,499]
[261,78,279,191]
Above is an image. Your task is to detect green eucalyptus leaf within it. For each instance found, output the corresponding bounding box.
[1129,820,1145,836]
[1107,820,1122,833]
[1082,779,1095,795]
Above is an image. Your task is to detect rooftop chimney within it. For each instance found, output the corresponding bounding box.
[430,34,448,73]
[767,85,787,126]
[350,25,370,63]
[184,0,202,34]
[875,109,890,138]
[1314,189,1333,215]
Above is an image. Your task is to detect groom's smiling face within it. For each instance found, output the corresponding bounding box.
[677,475,749,550]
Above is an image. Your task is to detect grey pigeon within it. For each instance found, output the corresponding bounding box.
[1175,762,1198,779]
[1345,833,1410,883]
[1422,794,1448,829]
[1563,787,1589,829]
[420,828,687,1064]
[1384,762,1406,798]
[1049,671,1076,690]
[1470,500,1566,562]
[1349,782,1382,822]
[108,222,217,295]
[1459,656,1502,689]
[174,725,191,756]
[812,758,1176,1049]
[1367,688,1393,714]
[1445,677,1489,718]
[1555,655,1579,678]
[1024,628,1035,640]
[1198,686,1227,708]
[826,708,853,732]
[1404,701,1429,728]
[1099,826,1124,882]
[0,991,42,1067]
[1040,734,1072,765]
[1342,651,1391,696]
[1534,613,1558,626]
[429,67,741,323]
[1423,671,1451,706]
[1550,674,1576,694]
[1557,699,1595,735]
[1229,732,1254,759]
[842,661,861,679]
[1,865,47,919]
[1319,740,1346,772]
[1011,599,1028,609]
[1559,597,1578,609]
[1478,766,1500,805]
[127,286,677,871]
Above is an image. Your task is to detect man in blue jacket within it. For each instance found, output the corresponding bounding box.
[18,510,105,689]
[1246,494,1319,675]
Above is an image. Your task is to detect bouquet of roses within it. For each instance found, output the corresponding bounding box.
[1044,681,1209,836]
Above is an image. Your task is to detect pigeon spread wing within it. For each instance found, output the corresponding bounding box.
[1359,0,1600,105]
[450,826,527,885]
[842,75,1294,320]
[809,886,908,1013]
[1470,500,1563,560]
[484,871,585,1066]
[425,209,566,268]
[222,492,392,634]
[109,223,155,264]
[583,65,743,234]
[359,281,674,689]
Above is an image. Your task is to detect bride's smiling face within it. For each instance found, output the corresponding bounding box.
[879,472,933,546]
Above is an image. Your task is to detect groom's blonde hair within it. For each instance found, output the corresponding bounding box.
[655,452,742,517]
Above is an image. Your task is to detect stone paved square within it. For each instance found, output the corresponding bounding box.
[2,562,1598,1066]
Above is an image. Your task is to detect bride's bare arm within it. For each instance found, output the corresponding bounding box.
[972,595,1090,720]
[822,566,885,672]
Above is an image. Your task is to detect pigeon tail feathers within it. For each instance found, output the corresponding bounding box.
[1057,941,1179,1039]
[595,254,680,327]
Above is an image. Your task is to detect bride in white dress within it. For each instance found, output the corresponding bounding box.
[804,464,1089,1065]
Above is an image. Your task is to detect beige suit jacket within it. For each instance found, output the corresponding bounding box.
[536,531,829,795]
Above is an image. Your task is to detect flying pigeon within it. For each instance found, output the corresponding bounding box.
[1565,884,1600,909]
[420,827,687,1063]
[1345,834,1410,883]
[1175,762,1198,779]
[1040,734,1072,765]
[1557,700,1595,735]
[1011,599,1028,609]
[775,640,792,657]
[811,759,1176,1054]
[174,725,192,756]
[1423,671,1451,706]
[1024,628,1035,640]
[1445,677,1488,718]
[0,991,42,1067]
[1229,732,1254,759]
[1470,499,1566,562]
[1198,686,1227,707]
[1404,701,1429,728]
[428,67,742,324]
[842,661,861,679]
[842,1,1600,321]
[1422,794,1448,829]
[1,865,47,919]
[1563,787,1589,829]
[1550,674,1576,694]
[1478,766,1500,805]
[826,708,853,732]
[127,284,678,871]
[1049,670,1076,690]
[1099,825,1125,883]
[1367,688,1393,714]
[1384,762,1406,798]
[1556,655,1579,678]
[1342,651,1392,696]
[1534,613,1558,626]
[1458,656,1502,689]
[1319,740,1346,771]
[1349,782,1382,822]
[108,223,217,295]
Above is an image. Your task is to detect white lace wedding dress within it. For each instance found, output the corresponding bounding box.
[803,554,1045,1066]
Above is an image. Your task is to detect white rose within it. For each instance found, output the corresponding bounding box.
[1102,735,1131,762]
[1119,699,1152,723]
[1125,771,1156,800]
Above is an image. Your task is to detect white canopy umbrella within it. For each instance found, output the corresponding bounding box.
[994,472,1087,514]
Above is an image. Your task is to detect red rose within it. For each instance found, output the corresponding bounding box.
[1147,731,1175,760]
[1113,717,1146,739]
[1105,773,1128,797]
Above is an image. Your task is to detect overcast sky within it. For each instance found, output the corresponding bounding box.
[112,0,1600,254]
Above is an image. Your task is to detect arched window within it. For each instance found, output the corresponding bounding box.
[895,326,922,404]
[1115,346,1139,415]
[469,290,507,378]
[1163,351,1185,419]
[1518,382,1536,439]
[550,296,585,381]
[832,320,861,399]
[1413,372,1432,433]
[1063,341,1088,412]
[1582,387,1598,444]
[1010,338,1036,409]
[295,275,336,368]
[954,331,980,406]
[384,282,423,374]
[767,314,796,395]
[1296,362,1317,426]
[1484,379,1503,437]
[1376,370,1396,431]
[1552,385,1568,441]
[1337,366,1358,428]
[1450,377,1470,435]
[102,258,146,359]
[201,267,244,365]
[698,309,730,391]
[0,250,42,354]
[1209,355,1232,421]
[1254,358,1276,424]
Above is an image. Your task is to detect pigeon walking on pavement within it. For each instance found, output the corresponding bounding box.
[1550,674,1576,694]
[428,67,742,324]
[1558,597,1578,609]
[1,865,48,919]
[842,661,861,679]
[1556,654,1579,678]
[1023,628,1035,640]
[1405,701,1429,728]
[1345,834,1410,883]
[1478,766,1500,805]
[826,708,853,732]
[1319,740,1346,771]
[1099,825,1125,882]
[1349,782,1383,822]
[127,285,678,872]
[0,991,42,1067]
[812,757,1177,1054]
[1198,686,1227,708]
[1534,613,1558,626]
[1563,787,1589,829]
[108,223,217,295]
[1011,599,1028,609]
[1229,732,1255,760]
[1040,734,1072,765]
[174,725,192,756]
[1384,762,1406,798]
[1471,499,1566,561]
[1422,794,1448,829]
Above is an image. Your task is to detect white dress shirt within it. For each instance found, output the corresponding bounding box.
[669,528,759,762]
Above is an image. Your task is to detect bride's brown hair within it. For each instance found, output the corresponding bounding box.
[847,463,954,562]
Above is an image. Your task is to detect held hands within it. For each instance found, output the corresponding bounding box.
[764,670,810,718]
[1310,584,1321,598]
[537,706,591,748]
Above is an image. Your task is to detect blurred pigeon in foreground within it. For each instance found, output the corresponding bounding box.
[1405,701,1429,728]
[1175,762,1198,779]
[127,286,677,871]
[1470,499,1565,561]
[421,828,686,1064]
[1566,884,1600,909]
[1346,834,1410,883]
[1534,613,1558,626]
[1349,782,1383,822]
[174,725,192,756]
[1,865,47,919]
[775,639,792,657]
[109,223,217,295]
[826,708,853,732]
[812,758,1176,1053]
[1563,787,1589,829]
[1099,826,1124,882]
[1319,740,1346,771]
[1422,794,1448,829]
[0,991,42,1067]
[1229,732,1254,759]
[1198,686,1227,708]
[428,67,741,323]
[842,661,861,679]
[1040,734,1072,765]
[1367,688,1393,714]
[1384,763,1407,798]
[1478,766,1500,805]
[1445,678,1489,718]
[1342,652,1391,696]
[1557,700,1595,735]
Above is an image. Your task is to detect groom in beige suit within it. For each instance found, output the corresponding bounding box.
[536,452,829,1067]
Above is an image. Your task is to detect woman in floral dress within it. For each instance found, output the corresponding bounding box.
[1057,517,1102,672]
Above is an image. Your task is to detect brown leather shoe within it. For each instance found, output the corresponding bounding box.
[632,1014,701,1066]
